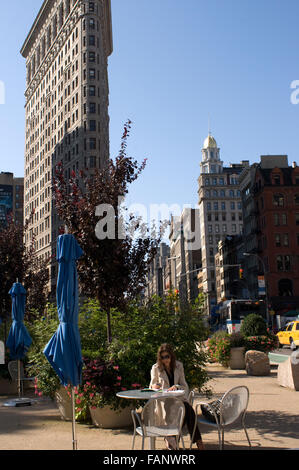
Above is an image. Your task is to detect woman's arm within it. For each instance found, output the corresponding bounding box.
[149,365,161,390]
[174,362,189,393]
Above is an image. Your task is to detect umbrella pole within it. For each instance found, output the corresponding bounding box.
[17,360,21,398]
[71,387,77,450]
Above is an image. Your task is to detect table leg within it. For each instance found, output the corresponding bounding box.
[149,437,156,450]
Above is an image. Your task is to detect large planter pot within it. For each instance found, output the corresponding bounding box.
[229,347,246,369]
[89,405,133,429]
[55,386,72,421]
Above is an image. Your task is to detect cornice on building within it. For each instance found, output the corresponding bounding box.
[21,0,112,59]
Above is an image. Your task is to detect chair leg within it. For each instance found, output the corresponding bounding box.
[131,432,136,450]
[221,428,225,450]
[217,425,222,450]
[243,425,251,448]
[180,434,185,450]
[141,435,145,450]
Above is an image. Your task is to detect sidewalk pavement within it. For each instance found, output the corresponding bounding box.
[0,363,298,450]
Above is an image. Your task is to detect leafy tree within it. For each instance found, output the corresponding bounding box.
[52,121,166,343]
[0,212,50,329]
[27,295,211,405]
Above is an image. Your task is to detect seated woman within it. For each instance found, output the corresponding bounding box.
[150,343,204,450]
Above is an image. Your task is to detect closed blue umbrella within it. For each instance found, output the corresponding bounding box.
[44,233,83,450]
[6,282,32,400]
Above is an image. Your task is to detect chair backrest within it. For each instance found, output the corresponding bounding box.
[219,386,249,426]
[188,390,195,406]
[8,361,24,381]
[141,396,185,432]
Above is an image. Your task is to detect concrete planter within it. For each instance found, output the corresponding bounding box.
[55,386,73,421]
[89,405,133,429]
[229,347,246,370]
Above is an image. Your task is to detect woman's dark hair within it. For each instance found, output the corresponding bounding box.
[157,343,176,372]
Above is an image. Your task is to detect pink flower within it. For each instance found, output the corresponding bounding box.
[76,399,81,405]
[77,408,82,412]
[121,387,127,391]
[132,383,141,388]
[38,392,43,397]
[91,406,97,410]
[89,393,94,398]
[113,366,119,371]
[117,376,122,381]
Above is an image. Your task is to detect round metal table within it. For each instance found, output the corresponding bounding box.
[116,389,185,449]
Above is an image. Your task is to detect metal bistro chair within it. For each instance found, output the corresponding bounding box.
[192,386,251,450]
[131,396,186,450]
[178,390,196,447]
[8,361,35,396]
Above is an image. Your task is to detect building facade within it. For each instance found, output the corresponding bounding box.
[0,172,24,228]
[21,0,113,291]
[238,163,259,299]
[169,208,201,303]
[251,155,299,316]
[145,243,170,299]
[215,234,247,304]
[197,133,249,314]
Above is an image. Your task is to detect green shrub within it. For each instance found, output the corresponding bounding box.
[207,331,231,367]
[26,304,60,399]
[245,334,278,353]
[240,314,268,337]
[26,294,211,413]
[229,332,245,348]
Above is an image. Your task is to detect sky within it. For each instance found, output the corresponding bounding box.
[0,0,299,213]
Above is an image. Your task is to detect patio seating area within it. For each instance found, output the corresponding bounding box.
[1,363,298,450]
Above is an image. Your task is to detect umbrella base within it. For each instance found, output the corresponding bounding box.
[3,397,36,407]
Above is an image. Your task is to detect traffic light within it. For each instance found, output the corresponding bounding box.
[239,268,244,279]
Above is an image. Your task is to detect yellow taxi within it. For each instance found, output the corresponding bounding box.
[276,321,299,349]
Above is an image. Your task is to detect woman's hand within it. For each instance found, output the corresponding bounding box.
[152,383,161,390]
[167,386,177,391]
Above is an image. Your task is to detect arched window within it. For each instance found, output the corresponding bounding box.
[273,194,284,207]
[205,178,210,186]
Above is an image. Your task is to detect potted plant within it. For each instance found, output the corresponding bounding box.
[207,331,231,367]
[76,357,136,429]
[228,332,246,369]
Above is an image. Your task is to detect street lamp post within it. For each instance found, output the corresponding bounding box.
[243,252,270,326]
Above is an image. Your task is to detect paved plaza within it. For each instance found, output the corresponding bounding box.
[0,363,298,451]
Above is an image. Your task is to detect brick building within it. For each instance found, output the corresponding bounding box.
[252,155,299,315]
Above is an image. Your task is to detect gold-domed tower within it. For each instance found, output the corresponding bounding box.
[200,132,223,174]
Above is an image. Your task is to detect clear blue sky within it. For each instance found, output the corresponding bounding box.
[0,0,299,211]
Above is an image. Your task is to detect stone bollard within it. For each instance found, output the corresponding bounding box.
[245,350,271,376]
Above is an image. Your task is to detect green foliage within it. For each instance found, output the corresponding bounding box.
[240,314,268,337]
[207,331,231,366]
[229,332,245,348]
[79,298,107,358]
[244,334,278,353]
[27,294,211,414]
[26,304,60,399]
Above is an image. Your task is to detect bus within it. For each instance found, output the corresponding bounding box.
[218,299,266,334]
